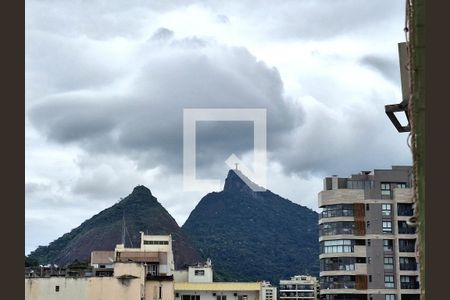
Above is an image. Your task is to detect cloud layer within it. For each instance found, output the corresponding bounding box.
[25,0,411,254]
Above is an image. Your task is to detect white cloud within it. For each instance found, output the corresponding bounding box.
[25,0,410,253]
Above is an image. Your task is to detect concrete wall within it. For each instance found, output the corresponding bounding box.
[25,277,175,300]
[88,277,142,300]
[145,281,175,300]
[188,266,213,283]
[174,270,189,282]
[115,262,145,278]
[176,290,259,300]
[25,277,88,300]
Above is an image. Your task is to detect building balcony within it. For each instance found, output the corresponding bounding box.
[146,274,174,281]
[400,262,418,271]
[399,247,415,253]
[398,227,416,234]
[397,207,414,216]
[320,282,355,290]
[318,189,365,207]
[393,188,413,202]
[399,239,416,252]
[401,282,420,289]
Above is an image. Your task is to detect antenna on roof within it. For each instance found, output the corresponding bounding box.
[121,211,126,245]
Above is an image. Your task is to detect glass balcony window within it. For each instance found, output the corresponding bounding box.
[397,203,414,216]
[399,239,416,252]
[320,221,355,236]
[398,221,416,234]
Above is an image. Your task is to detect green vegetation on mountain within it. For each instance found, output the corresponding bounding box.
[182,170,319,284]
[28,186,202,268]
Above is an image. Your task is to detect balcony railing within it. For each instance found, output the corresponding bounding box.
[319,227,354,236]
[398,227,416,234]
[321,263,356,272]
[320,210,354,219]
[398,208,414,216]
[401,282,420,289]
[400,262,418,271]
[320,282,355,289]
[146,274,174,281]
[399,246,415,252]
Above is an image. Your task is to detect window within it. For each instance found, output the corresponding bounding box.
[320,276,356,289]
[182,296,200,300]
[381,183,391,196]
[238,296,248,300]
[399,239,416,252]
[369,275,372,282]
[385,275,394,288]
[384,239,393,251]
[385,295,396,300]
[384,257,394,270]
[320,240,354,254]
[398,203,414,216]
[399,257,417,270]
[367,239,371,246]
[319,221,355,236]
[320,257,360,271]
[367,221,370,228]
[195,270,205,276]
[382,204,392,216]
[366,204,370,211]
[397,183,407,189]
[383,221,392,233]
[217,296,227,300]
[147,264,158,276]
[348,180,374,189]
[398,221,415,234]
[321,204,354,218]
[368,257,371,264]
[55,286,60,292]
[144,240,169,245]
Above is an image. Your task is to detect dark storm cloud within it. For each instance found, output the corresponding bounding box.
[25,0,410,255]
[360,55,401,84]
[28,34,304,174]
[277,91,411,177]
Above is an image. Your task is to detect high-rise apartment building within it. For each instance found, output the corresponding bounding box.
[318,166,420,300]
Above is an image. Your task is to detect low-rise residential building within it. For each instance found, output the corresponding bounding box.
[262,281,277,300]
[25,234,275,300]
[279,275,319,300]
[90,251,114,276]
[25,232,176,300]
[174,259,275,300]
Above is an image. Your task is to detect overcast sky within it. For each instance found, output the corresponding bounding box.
[25,0,411,254]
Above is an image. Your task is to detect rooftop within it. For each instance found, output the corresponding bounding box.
[174,282,262,291]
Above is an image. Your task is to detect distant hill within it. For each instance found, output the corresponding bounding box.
[28,186,202,268]
[182,170,319,284]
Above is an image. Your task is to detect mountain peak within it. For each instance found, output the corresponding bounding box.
[131,185,153,197]
[28,185,202,268]
[223,169,263,192]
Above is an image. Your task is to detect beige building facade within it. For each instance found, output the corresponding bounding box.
[25,235,274,300]
[279,275,318,300]
[25,233,176,300]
